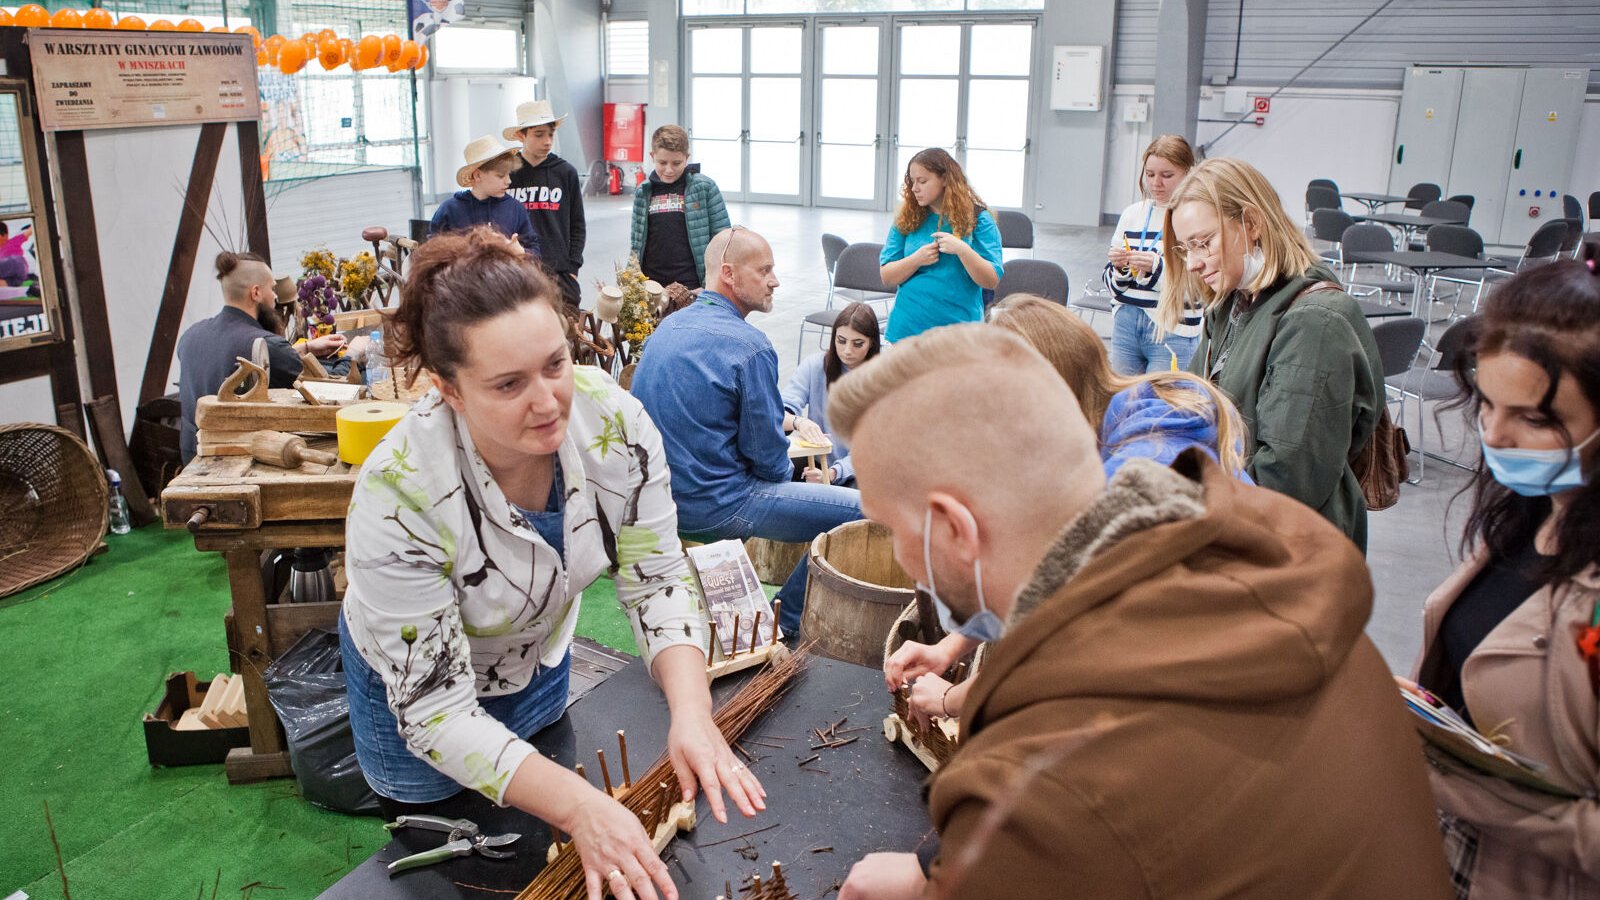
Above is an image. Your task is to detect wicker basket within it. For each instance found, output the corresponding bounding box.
[0,423,108,599]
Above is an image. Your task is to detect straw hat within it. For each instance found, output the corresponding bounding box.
[502,99,567,141]
[272,275,297,305]
[456,135,521,188]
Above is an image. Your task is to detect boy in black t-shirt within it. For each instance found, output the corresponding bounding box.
[505,100,586,309]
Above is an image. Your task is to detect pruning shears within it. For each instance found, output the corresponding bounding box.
[384,814,521,875]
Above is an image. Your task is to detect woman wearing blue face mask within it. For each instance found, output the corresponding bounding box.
[1410,245,1600,900]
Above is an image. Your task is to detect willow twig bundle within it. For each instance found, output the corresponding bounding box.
[517,646,811,900]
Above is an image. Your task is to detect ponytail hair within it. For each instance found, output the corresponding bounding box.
[390,225,563,382]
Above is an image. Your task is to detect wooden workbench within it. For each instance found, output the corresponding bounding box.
[161,437,354,783]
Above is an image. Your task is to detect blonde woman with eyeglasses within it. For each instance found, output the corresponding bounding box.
[1159,157,1385,551]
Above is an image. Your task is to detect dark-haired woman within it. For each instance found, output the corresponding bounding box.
[878,148,1003,342]
[781,301,881,486]
[340,226,762,900]
[1411,247,1600,899]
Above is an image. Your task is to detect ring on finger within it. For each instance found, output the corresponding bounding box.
[730,762,745,772]
[606,868,624,883]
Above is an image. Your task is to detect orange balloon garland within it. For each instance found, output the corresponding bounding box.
[13,5,50,28]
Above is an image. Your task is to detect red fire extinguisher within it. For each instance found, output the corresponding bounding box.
[607,163,622,196]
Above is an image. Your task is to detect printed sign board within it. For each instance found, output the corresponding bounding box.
[28,30,260,132]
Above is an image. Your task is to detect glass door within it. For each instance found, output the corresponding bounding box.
[962,22,1033,209]
[892,23,961,199]
[687,23,808,205]
[889,19,1034,211]
[813,22,886,209]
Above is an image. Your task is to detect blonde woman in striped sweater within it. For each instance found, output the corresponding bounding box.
[1104,135,1201,374]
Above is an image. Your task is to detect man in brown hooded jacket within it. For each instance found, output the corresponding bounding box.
[829,324,1452,900]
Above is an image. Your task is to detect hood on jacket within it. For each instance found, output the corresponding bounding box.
[975,451,1372,720]
[1099,380,1252,483]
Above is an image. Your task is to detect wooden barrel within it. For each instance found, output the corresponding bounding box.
[744,537,810,585]
[801,520,917,667]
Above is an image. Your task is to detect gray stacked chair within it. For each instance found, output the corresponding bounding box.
[1447,193,1475,211]
[1484,220,1573,286]
[1408,199,1472,249]
[995,210,1035,255]
[1341,223,1414,307]
[1404,182,1442,210]
[1559,217,1584,259]
[1390,316,1474,481]
[798,238,889,361]
[1309,177,1340,193]
[993,259,1069,306]
[1590,191,1600,232]
[1564,194,1585,241]
[1305,184,1342,223]
[820,233,848,304]
[1311,208,1355,268]
[1425,224,1489,319]
[1371,317,1429,485]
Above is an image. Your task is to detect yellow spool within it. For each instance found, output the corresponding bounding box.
[337,401,408,465]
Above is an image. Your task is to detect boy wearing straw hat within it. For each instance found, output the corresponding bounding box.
[506,99,586,309]
[428,135,542,257]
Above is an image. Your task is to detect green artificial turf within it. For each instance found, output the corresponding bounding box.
[0,525,642,899]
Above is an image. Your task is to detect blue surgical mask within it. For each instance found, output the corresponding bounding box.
[918,506,1005,644]
[1479,424,1597,497]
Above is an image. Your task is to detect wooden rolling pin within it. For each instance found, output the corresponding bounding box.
[249,430,338,469]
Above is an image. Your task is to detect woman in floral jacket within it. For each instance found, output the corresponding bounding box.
[341,226,762,900]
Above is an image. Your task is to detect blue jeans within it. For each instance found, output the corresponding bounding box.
[339,612,570,804]
[691,480,862,637]
[1110,304,1199,375]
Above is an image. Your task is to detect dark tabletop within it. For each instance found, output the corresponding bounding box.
[1354,298,1410,319]
[320,654,935,899]
[1353,212,1466,228]
[1343,250,1502,272]
[1340,192,1410,204]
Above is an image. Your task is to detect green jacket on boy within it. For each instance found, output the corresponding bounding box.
[1190,267,1385,552]
[629,166,730,286]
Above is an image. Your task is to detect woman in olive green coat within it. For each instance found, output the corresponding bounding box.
[1158,158,1385,551]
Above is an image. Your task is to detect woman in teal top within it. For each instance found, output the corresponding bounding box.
[879,148,1004,342]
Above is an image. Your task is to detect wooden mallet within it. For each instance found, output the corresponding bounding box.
[248,430,338,469]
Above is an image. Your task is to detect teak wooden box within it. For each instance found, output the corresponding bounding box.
[142,672,250,767]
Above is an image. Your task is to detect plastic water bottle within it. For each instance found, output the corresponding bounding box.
[107,469,132,535]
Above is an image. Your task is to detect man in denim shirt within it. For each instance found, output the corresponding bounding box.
[633,227,862,636]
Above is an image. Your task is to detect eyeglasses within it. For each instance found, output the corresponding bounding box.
[1172,232,1219,260]
[714,225,749,272]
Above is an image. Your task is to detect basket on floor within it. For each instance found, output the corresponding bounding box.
[0,423,108,598]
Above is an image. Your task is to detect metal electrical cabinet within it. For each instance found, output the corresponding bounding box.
[1497,68,1587,246]
[1386,66,1589,246]
[1388,68,1463,199]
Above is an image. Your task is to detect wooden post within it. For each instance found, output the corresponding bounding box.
[222,546,291,782]
[771,600,782,644]
[235,119,272,263]
[617,730,632,788]
[54,131,155,524]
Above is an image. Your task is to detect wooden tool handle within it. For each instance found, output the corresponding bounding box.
[185,506,212,533]
[248,430,333,468]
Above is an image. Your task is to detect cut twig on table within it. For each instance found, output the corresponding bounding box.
[697,822,783,848]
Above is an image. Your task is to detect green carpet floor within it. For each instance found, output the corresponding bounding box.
[0,525,643,899]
